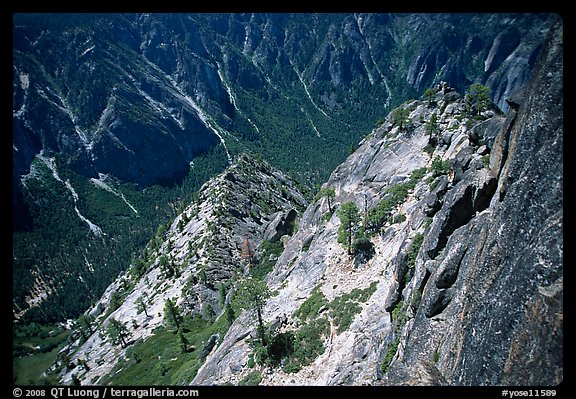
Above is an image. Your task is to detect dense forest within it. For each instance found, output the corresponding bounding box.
[13,146,230,323]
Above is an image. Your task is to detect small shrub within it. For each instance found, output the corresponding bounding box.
[238,370,262,386]
[431,156,451,176]
[380,338,399,374]
[266,331,295,367]
[352,231,374,254]
[423,143,436,155]
[282,317,329,373]
[293,286,328,322]
[381,301,408,374]
[247,355,255,369]
[366,168,426,233]
[410,289,422,309]
[406,233,424,269]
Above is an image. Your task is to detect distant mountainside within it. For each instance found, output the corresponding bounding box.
[13,13,556,324]
[52,17,561,387]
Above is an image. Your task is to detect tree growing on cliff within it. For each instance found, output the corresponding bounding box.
[136,296,149,318]
[423,87,436,105]
[391,107,410,131]
[425,112,439,136]
[465,83,492,115]
[234,276,271,346]
[106,318,129,348]
[337,201,360,255]
[315,187,336,214]
[163,298,183,333]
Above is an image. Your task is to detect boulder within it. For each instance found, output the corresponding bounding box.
[263,209,298,242]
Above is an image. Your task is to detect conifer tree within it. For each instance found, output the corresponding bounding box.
[163,298,183,332]
[316,187,336,214]
[234,277,271,345]
[337,201,360,255]
[106,318,129,348]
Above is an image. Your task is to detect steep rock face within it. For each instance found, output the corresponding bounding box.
[384,19,563,386]
[193,19,561,386]
[192,85,497,385]
[56,154,306,384]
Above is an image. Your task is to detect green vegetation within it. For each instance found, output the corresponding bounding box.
[100,314,230,385]
[106,318,130,348]
[77,314,95,342]
[250,240,284,280]
[337,202,361,255]
[293,286,329,322]
[14,146,229,326]
[234,277,272,345]
[391,107,410,131]
[329,282,378,331]
[225,303,236,327]
[367,167,427,233]
[423,87,436,105]
[164,298,183,332]
[433,350,440,363]
[238,370,262,386]
[431,156,451,176]
[315,187,336,214]
[410,288,422,309]
[381,300,408,374]
[465,83,492,116]
[352,229,375,256]
[406,233,424,269]
[425,112,439,136]
[13,323,70,385]
[250,282,377,374]
[280,318,329,373]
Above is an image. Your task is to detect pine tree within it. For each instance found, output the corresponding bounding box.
[423,87,436,105]
[71,374,81,386]
[159,255,174,278]
[106,318,129,348]
[425,112,439,136]
[163,298,182,332]
[225,302,236,326]
[109,291,122,311]
[465,83,492,115]
[218,283,227,308]
[178,332,189,353]
[337,201,360,255]
[391,107,410,131]
[78,314,94,334]
[136,296,149,318]
[77,314,94,342]
[234,277,271,346]
[315,187,336,214]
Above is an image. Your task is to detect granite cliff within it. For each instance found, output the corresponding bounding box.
[29,15,563,387]
[57,17,562,386]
